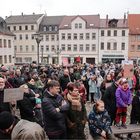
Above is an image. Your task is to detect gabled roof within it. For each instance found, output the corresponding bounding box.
[128,14,140,34]
[59,15,100,29]
[5,14,43,24]
[41,16,65,25]
[0,17,14,36]
[100,19,128,28]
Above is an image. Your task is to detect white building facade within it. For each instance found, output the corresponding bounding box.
[99,18,129,63]
[0,17,14,66]
[6,14,44,64]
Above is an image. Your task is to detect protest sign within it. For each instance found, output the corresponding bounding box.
[4,88,24,103]
[62,57,69,66]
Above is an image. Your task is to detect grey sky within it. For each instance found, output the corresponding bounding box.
[1,0,140,19]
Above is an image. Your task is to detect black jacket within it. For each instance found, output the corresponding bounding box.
[59,75,70,91]
[103,82,118,119]
[17,92,35,122]
[42,91,67,136]
[0,90,11,113]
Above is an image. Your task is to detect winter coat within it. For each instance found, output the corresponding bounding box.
[14,76,25,88]
[42,90,68,137]
[103,82,118,122]
[88,106,112,137]
[131,94,140,121]
[17,92,35,122]
[0,89,11,113]
[88,79,97,93]
[115,87,132,108]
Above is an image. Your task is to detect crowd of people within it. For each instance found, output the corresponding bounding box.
[0,61,140,140]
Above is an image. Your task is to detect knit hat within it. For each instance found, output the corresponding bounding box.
[0,111,14,130]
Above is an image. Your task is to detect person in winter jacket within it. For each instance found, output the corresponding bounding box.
[115,78,132,129]
[42,80,69,139]
[65,82,87,140]
[88,75,98,103]
[88,100,116,140]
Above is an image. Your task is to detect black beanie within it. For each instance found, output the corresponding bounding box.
[0,111,14,130]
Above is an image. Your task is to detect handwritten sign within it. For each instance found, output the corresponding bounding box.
[4,88,24,103]
[62,57,69,66]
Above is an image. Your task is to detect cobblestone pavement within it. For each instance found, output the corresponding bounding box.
[85,102,140,140]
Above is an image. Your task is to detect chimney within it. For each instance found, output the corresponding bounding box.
[123,13,126,24]
[106,14,108,25]
[33,12,35,15]
[21,12,23,16]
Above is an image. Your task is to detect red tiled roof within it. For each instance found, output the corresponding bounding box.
[59,15,100,29]
[128,14,140,34]
[100,19,128,28]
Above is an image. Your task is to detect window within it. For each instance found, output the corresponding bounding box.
[73,44,77,51]
[107,30,111,36]
[31,34,34,40]
[107,42,111,50]
[92,44,96,51]
[51,45,55,51]
[8,40,11,48]
[0,56,2,64]
[19,34,22,40]
[79,23,82,29]
[43,26,47,31]
[73,33,77,40]
[79,44,84,51]
[24,57,32,63]
[20,45,23,52]
[51,35,55,41]
[25,34,28,40]
[75,23,78,29]
[26,46,29,52]
[8,26,10,31]
[46,45,49,51]
[40,46,44,52]
[0,39,2,47]
[137,45,140,51]
[80,33,83,40]
[13,26,16,31]
[32,45,34,52]
[9,55,12,63]
[101,30,104,36]
[122,30,125,36]
[86,33,90,40]
[121,43,125,50]
[61,44,65,51]
[57,35,59,40]
[113,42,117,50]
[25,25,28,30]
[86,44,90,51]
[137,35,140,41]
[131,45,135,51]
[14,46,17,51]
[67,44,71,51]
[4,55,7,63]
[19,26,22,30]
[4,39,6,48]
[16,57,22,63]
[114,30,117,36]
[31,25,34,30]
[67,33,71,40]
[46,35,49,41]
[14,35,16,40]
[49,26,52,31]
[92,33,96,39]
[61,33,65,40]
[101,42,104,50]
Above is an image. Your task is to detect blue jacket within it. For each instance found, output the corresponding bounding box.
[88,79,97,93]
[115,87,132,107]
[88,106,112,136]
[42,90,69,136]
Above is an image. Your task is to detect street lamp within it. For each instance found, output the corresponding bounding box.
[34,33,43,67]
[54,48,62,64]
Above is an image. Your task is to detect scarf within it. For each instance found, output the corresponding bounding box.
[67,93,82,111]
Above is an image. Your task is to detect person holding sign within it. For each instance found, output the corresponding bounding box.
[0,77,11,113]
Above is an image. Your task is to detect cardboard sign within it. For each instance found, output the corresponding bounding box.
[122,60,133,78]
[105,82,112,88]
[62,57,69,66]
[4,88,24,103]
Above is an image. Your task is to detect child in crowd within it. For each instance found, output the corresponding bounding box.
[115,78,132,129]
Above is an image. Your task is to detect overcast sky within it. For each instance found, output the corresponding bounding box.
[1,0,140,19]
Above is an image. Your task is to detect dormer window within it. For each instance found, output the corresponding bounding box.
[75,23,78,29]
[43,26,47,31]
[49,26,52,31]
[55,26,58,31]
[108,19,118,28]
